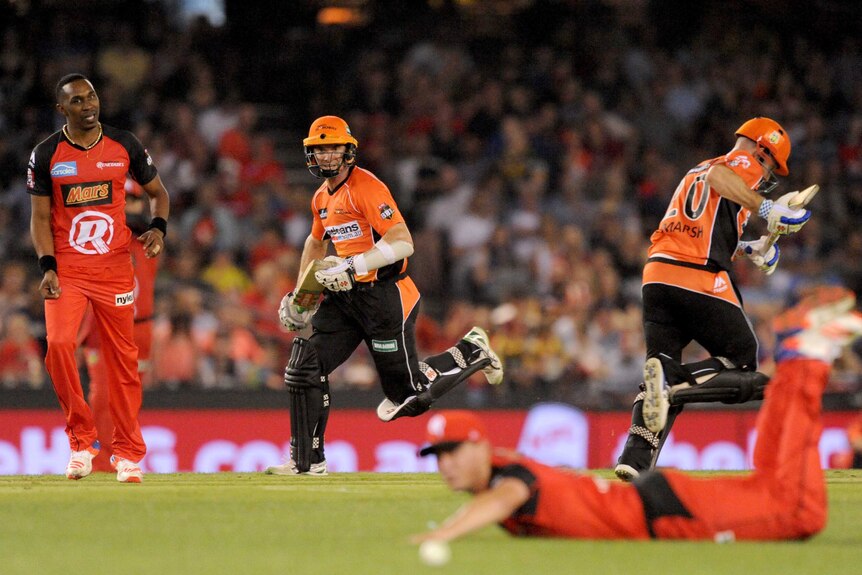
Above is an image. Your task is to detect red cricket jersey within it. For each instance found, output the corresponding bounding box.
[491,450,649,539]
[27,124,158,268]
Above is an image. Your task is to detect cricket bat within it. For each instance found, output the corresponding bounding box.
[763,184,819,252]
[293,259,335,311]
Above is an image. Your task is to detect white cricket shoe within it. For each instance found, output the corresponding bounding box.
[462,326,504,385]
[265,458,328,476]
[376,396,429,422]
[613,463,640,482]
[65,441,100,480]
[642,357,669,434]
[111,456,143,483]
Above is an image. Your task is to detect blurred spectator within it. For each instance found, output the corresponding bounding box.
[1,3,860,400]
[0,311,43,388]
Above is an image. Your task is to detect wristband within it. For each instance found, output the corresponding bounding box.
[758,199,773,220]
[148,217,168,237]
[375,239,398,264]
[39,255,58,274]
[352,253,369,276]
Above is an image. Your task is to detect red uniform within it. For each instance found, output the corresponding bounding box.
[84,237,159,470]
[27,125,158,462]
[494,358,827,541]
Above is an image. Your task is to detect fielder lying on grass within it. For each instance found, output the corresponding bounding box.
[413,286,862,543]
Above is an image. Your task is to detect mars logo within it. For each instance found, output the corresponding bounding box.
[62,181,112,207]
[68,211,115,255]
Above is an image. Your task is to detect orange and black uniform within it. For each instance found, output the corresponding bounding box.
[27,125,156,462]
[642,150,765,369]
[308,166,424,403]
[492,357,827,541]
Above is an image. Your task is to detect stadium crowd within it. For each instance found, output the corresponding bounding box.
[0,1,860,408]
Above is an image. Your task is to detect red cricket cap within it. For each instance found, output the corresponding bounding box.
[418,410,488,457]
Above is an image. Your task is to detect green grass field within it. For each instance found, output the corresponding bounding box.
[1,470,860,575]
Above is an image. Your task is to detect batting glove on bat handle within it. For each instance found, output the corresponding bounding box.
[743,241,780,276]
[760,196,811,236]
[314,256,355,292]
[278,292,311,331]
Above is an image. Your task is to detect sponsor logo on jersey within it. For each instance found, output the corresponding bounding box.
[325,220,362,242]
[728,155,751,169]
[372,339,398,353]
[62,181,113,207]
[27,167,34,189]
[68,210,115,255]
[319,208,328,219]
[713,276,728,294]
[50,162,78,177]
[115,290,135,306]
[423,365,438,382]
[96,161,126,169]
[768,131,780,144]
[378,203,394,220]
[144,149,153,166]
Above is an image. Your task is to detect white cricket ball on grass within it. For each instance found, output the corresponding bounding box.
[418,540,451,567]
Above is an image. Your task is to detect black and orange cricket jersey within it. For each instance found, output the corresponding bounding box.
[647,150,763,272]
[310,166,407,283]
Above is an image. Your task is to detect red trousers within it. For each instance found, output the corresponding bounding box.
[84,242,158,470]
[44,261,146,462]
[651,359,828,540]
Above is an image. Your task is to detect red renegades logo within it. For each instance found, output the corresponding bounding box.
[61,181,113,207]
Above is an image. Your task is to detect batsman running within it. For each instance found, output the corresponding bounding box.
[268,116,503,475]
[615,117,814,481]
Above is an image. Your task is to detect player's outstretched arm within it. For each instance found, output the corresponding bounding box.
[411,478,530,543]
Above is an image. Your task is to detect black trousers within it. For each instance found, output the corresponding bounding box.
[309,279,423,403]
[642,282,758,370]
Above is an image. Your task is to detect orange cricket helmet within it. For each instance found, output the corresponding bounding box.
[735,117,791,176]
[303,115,358,179]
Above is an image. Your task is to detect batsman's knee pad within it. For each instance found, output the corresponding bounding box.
[670,370,769,405]
[284,337,323,390]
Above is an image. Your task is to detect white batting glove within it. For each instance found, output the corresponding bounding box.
[760,192,811,236]
[278,291,312,331]
[736,236,780,276]
[314,255,355,292]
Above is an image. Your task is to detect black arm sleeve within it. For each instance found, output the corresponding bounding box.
[491,464,539,516]
[108,126,158,186]
[27,133,60,197]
